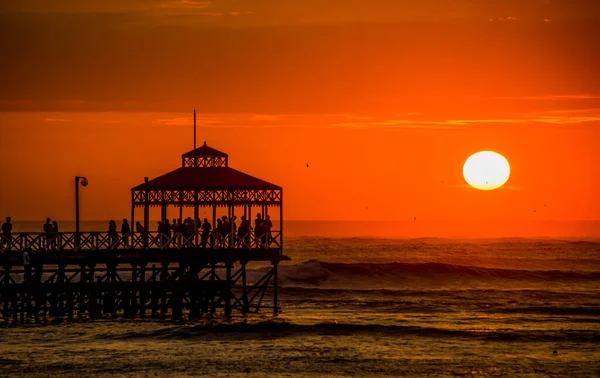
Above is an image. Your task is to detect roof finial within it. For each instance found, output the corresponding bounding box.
[204,141,206,146]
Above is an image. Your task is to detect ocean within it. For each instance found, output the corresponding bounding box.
[1,221,599,377]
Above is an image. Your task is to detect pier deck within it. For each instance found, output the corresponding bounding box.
[0,231,287,325]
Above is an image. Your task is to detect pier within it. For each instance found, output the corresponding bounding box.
[0,141,287,325]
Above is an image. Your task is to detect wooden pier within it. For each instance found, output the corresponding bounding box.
[0,141,286,325]
[0,231,288,325]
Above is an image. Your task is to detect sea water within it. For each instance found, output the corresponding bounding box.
[0,222,598,376]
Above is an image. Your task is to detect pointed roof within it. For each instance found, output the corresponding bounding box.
[131,167,281,191]
[182,141,228,158]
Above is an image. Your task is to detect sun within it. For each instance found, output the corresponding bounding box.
[463,151,510,190]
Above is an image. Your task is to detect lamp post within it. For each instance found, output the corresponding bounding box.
[75,176,88,246]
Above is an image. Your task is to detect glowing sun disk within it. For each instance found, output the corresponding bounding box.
[463,151,510,190]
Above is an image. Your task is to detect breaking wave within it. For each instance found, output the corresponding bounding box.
[96,320,600,343]
[247,260,600,289]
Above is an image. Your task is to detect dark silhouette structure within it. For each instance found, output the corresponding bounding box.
[0,143,286,325]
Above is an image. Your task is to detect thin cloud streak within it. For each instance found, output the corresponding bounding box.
[495,94,600,101]
[44,118,72,122]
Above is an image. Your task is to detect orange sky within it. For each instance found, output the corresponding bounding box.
[1,0,599,229]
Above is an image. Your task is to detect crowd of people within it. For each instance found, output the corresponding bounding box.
[1,213,276,250]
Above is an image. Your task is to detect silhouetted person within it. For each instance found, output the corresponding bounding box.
[255,213,265,247]
[51,221,59,250]
[43,218,53,250]
[108,220,118,248]
[164,219,172,244]
[121,219,131,247]
[2,216,13,250]
[222,216,230,239]
[231,216,238,233]
[173,218,183,246]
[216,218,223,245]
[179,218,187,237]
[238,216,251,248]
[265,215,273,246]
[23,248,31,283]
[186,217,194,234]
[201,218,211,248]
[135,221,145,233]
[158,220,171,245]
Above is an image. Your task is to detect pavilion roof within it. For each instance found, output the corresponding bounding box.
[131,167,281,191]
[182,143,228,158]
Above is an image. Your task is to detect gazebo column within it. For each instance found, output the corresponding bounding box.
[130,191,135,235]
[248,205,252,248]
[230,204,235,247]
[179,190,183,221]
[212,204,216,247]
[161,206,167,222]
[144,178,149,249]
[280,190,284,250]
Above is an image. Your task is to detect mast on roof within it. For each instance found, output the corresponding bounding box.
[193,109,197,150]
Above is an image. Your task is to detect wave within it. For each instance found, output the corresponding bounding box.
[96,320,600,343]
[247,260,600,289]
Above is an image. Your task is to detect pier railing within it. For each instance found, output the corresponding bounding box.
[0,230,281,253]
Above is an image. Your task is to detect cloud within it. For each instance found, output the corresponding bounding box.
[44,118,71,122]
[334,119,465,129]
[250,114,280,121]
[495,94,600,101]
[153,0,227,17]
[159,0,212,10]
[154,114,234,126]
[154,116,192,126]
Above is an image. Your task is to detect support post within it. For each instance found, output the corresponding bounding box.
[212,205,216,248]
[242,262,249,313]
[273,262,278,316]
[230,204,235,247]
[144,177,149,249]
[225,254,232,319]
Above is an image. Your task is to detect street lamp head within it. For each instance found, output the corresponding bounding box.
[79,177,88,187]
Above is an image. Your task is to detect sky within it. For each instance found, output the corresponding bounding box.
[1,0,599,233]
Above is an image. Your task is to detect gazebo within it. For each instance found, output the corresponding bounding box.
[130,142,283,250]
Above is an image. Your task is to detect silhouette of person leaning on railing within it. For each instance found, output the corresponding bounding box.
[135,221,145,233]
[254,213,269,248]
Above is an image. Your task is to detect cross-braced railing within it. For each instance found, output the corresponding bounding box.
[0,230,281,253]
